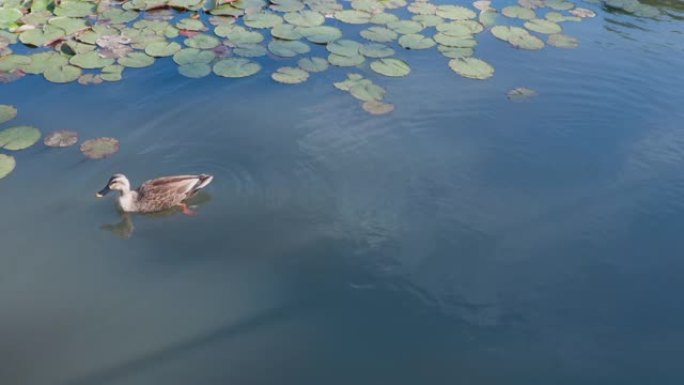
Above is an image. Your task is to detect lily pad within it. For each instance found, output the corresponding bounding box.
[491,26,544,50]
[234,44,268,57]
[524,19,562,34]
[335,10,372,24]
[502,5,536,20]
[299,26,342,44]
[399,34,436,49]
[328,53,365,67]
[0,126,41,150]
[349,80,385,102]
[0,154,15,180]
[173,48,216,65]
[145,41,182,57]
[101,65,124,82]
[272,66,309,84]
[0,105,17,124]
[507,87,537,101]
[44,64,82,83]
[362,101,395,115]
[284,11,325,27]
[268,40,310,57]
[387,20,423,34]
[569,8,596,18]
[434,33,476,48]
[408,2,437,15]
[19,26,65,47]
[360,26,398,43]
[298,57,329,72]
[327,39,362,57]
[178,62,212,78]
[220,26,264,44]
[271,24,302,40]
[78,74,103,85]
[545,0,575,11]
[547,34,578,48]
[448,57,494,80]
[359,43,395,58]
[70,52,115,69]
[0,55,31,72]
[80,137,119,159]
[118,52,155,68]
[438,45,474,59]
[370,12,399,25]
[412,14,444,28]
[370,58,411,77]
[184,34,221,49]
[213,58,261,78]
[435,5,477,20]
[244,12,283,28]
[44,130,78,147]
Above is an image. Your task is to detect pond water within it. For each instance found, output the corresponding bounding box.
[1,1,684,384]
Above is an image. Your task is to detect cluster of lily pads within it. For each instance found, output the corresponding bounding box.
[0,0,599,113]
[0,104,119,180]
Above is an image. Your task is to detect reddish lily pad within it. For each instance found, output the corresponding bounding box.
[80,137,119,159]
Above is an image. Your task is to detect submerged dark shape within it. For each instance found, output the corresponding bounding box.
[96,173,214,214]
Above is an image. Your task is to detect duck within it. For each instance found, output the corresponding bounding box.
[96,173,213,215]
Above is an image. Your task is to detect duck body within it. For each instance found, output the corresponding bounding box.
[97,173,213,214]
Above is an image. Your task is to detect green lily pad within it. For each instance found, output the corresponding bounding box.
[176,18,206,31]
[0,8,22,29]
[387,20,423,34]
[101,65,124,82]
[178,62,212,78]
[44,130,78,147]
[479,10,499,27]
[327,39,362,57]
[80,137,119,159]
[434,33,476,48]
[220,26,264,44]
[184,34,220,49]
[54,1,95,17]
[173,48,216,65]
[545,12,581,23]
[268,40,310,57]
[370,58,411,77]
[78,73,103,85]
[370,12,399,25]
[19,26,65,47]
[145,41,182,57]
[351,0,385,13]
[359,43,395,58]
[234,44,268,57]
[44,64,82,83]
[0,126,41,151]
[502,5,536,20]
[349,80,385,102]
[362,100,395,115]
[0,105,17,124]
[448,57,494,80]
[298,57,329,72]
[271,24,302,40]
[524,19,562,34]
[272,66,309,84]
[328,53,365,67]
[491,26,544,50]
[360,26,398,43]
[0,55,30,72]
[399,34,436,49]
[213,58,261,78]
[334,73,365,91]
[438,45,474,59]
[244,12,283,29]
[298,26,342,44]
[271,0,306,12]
[435,5,477,20]
[412,15,444,28]
[0,154,15,180]
[408,2,437,15]
[118,52,155,68]
[334,10,372,24]
[547,33,578,48]
[70,52,115,69]
[507,87,537,101]
[48,16,89,35]
[545,0,575,11]
[284,11,325,27]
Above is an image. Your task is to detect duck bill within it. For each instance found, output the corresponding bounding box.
[96,185,111,198]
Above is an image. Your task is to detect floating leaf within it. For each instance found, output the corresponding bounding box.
[299,26,342,44]
[118,52,155,68]
[19,26,65,47]
[268,40,310,57]
[284,11,324,27]
[335,10,372,24]
[0,8,22,29]
[78,74,103,85]
[44,64,82,83]
[327,39,362,57]
[547,33,578,48]
[173,48,216,65]
[370,58,411,77]
[213,58,261,78]
[54,1,94,17]
[507,87,538,101]
[359,43,395,58]
[271,24,302,40]
[70,52,115,69]
[349,80,385,101]
[298,57,329,72]
[569,8,596,18]
[244,12,283,28]
[387,20,423,34]
[44,130,78,147]
[234,44,268,57]
[80,137,119,159]
[408,2,437,15]
[48,16,89,35]
[362,101,395,115]
[434,33,476,48]
[100,65,124,82]
[0,126,41,150]
[502,5,536,20]
[328,53,365,67]
[438,45,474,59]
[272,66,309,84]
[399,34,436,49]
[524,19,562,34]
[544,0,575,11]
[220,26,264,44]
[360,26,398,43]
[184,34,220,49]
[412,14,444,28]
[435,5,477,20]
[448,57,494,80]
[176,18,206,31]
[145,41,182,57]
[178,62,211,78]
[370,12,399,25]
[0,105,17,124]
[491,26,544,50]
[0,154,15,180]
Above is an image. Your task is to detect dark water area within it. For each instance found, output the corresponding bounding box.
[1,1,684,384]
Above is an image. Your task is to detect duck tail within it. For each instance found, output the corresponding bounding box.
[195,174,214,190]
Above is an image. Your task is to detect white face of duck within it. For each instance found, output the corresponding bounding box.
[96,174,131,197]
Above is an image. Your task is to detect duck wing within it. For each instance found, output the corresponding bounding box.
[138,174,213,203]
